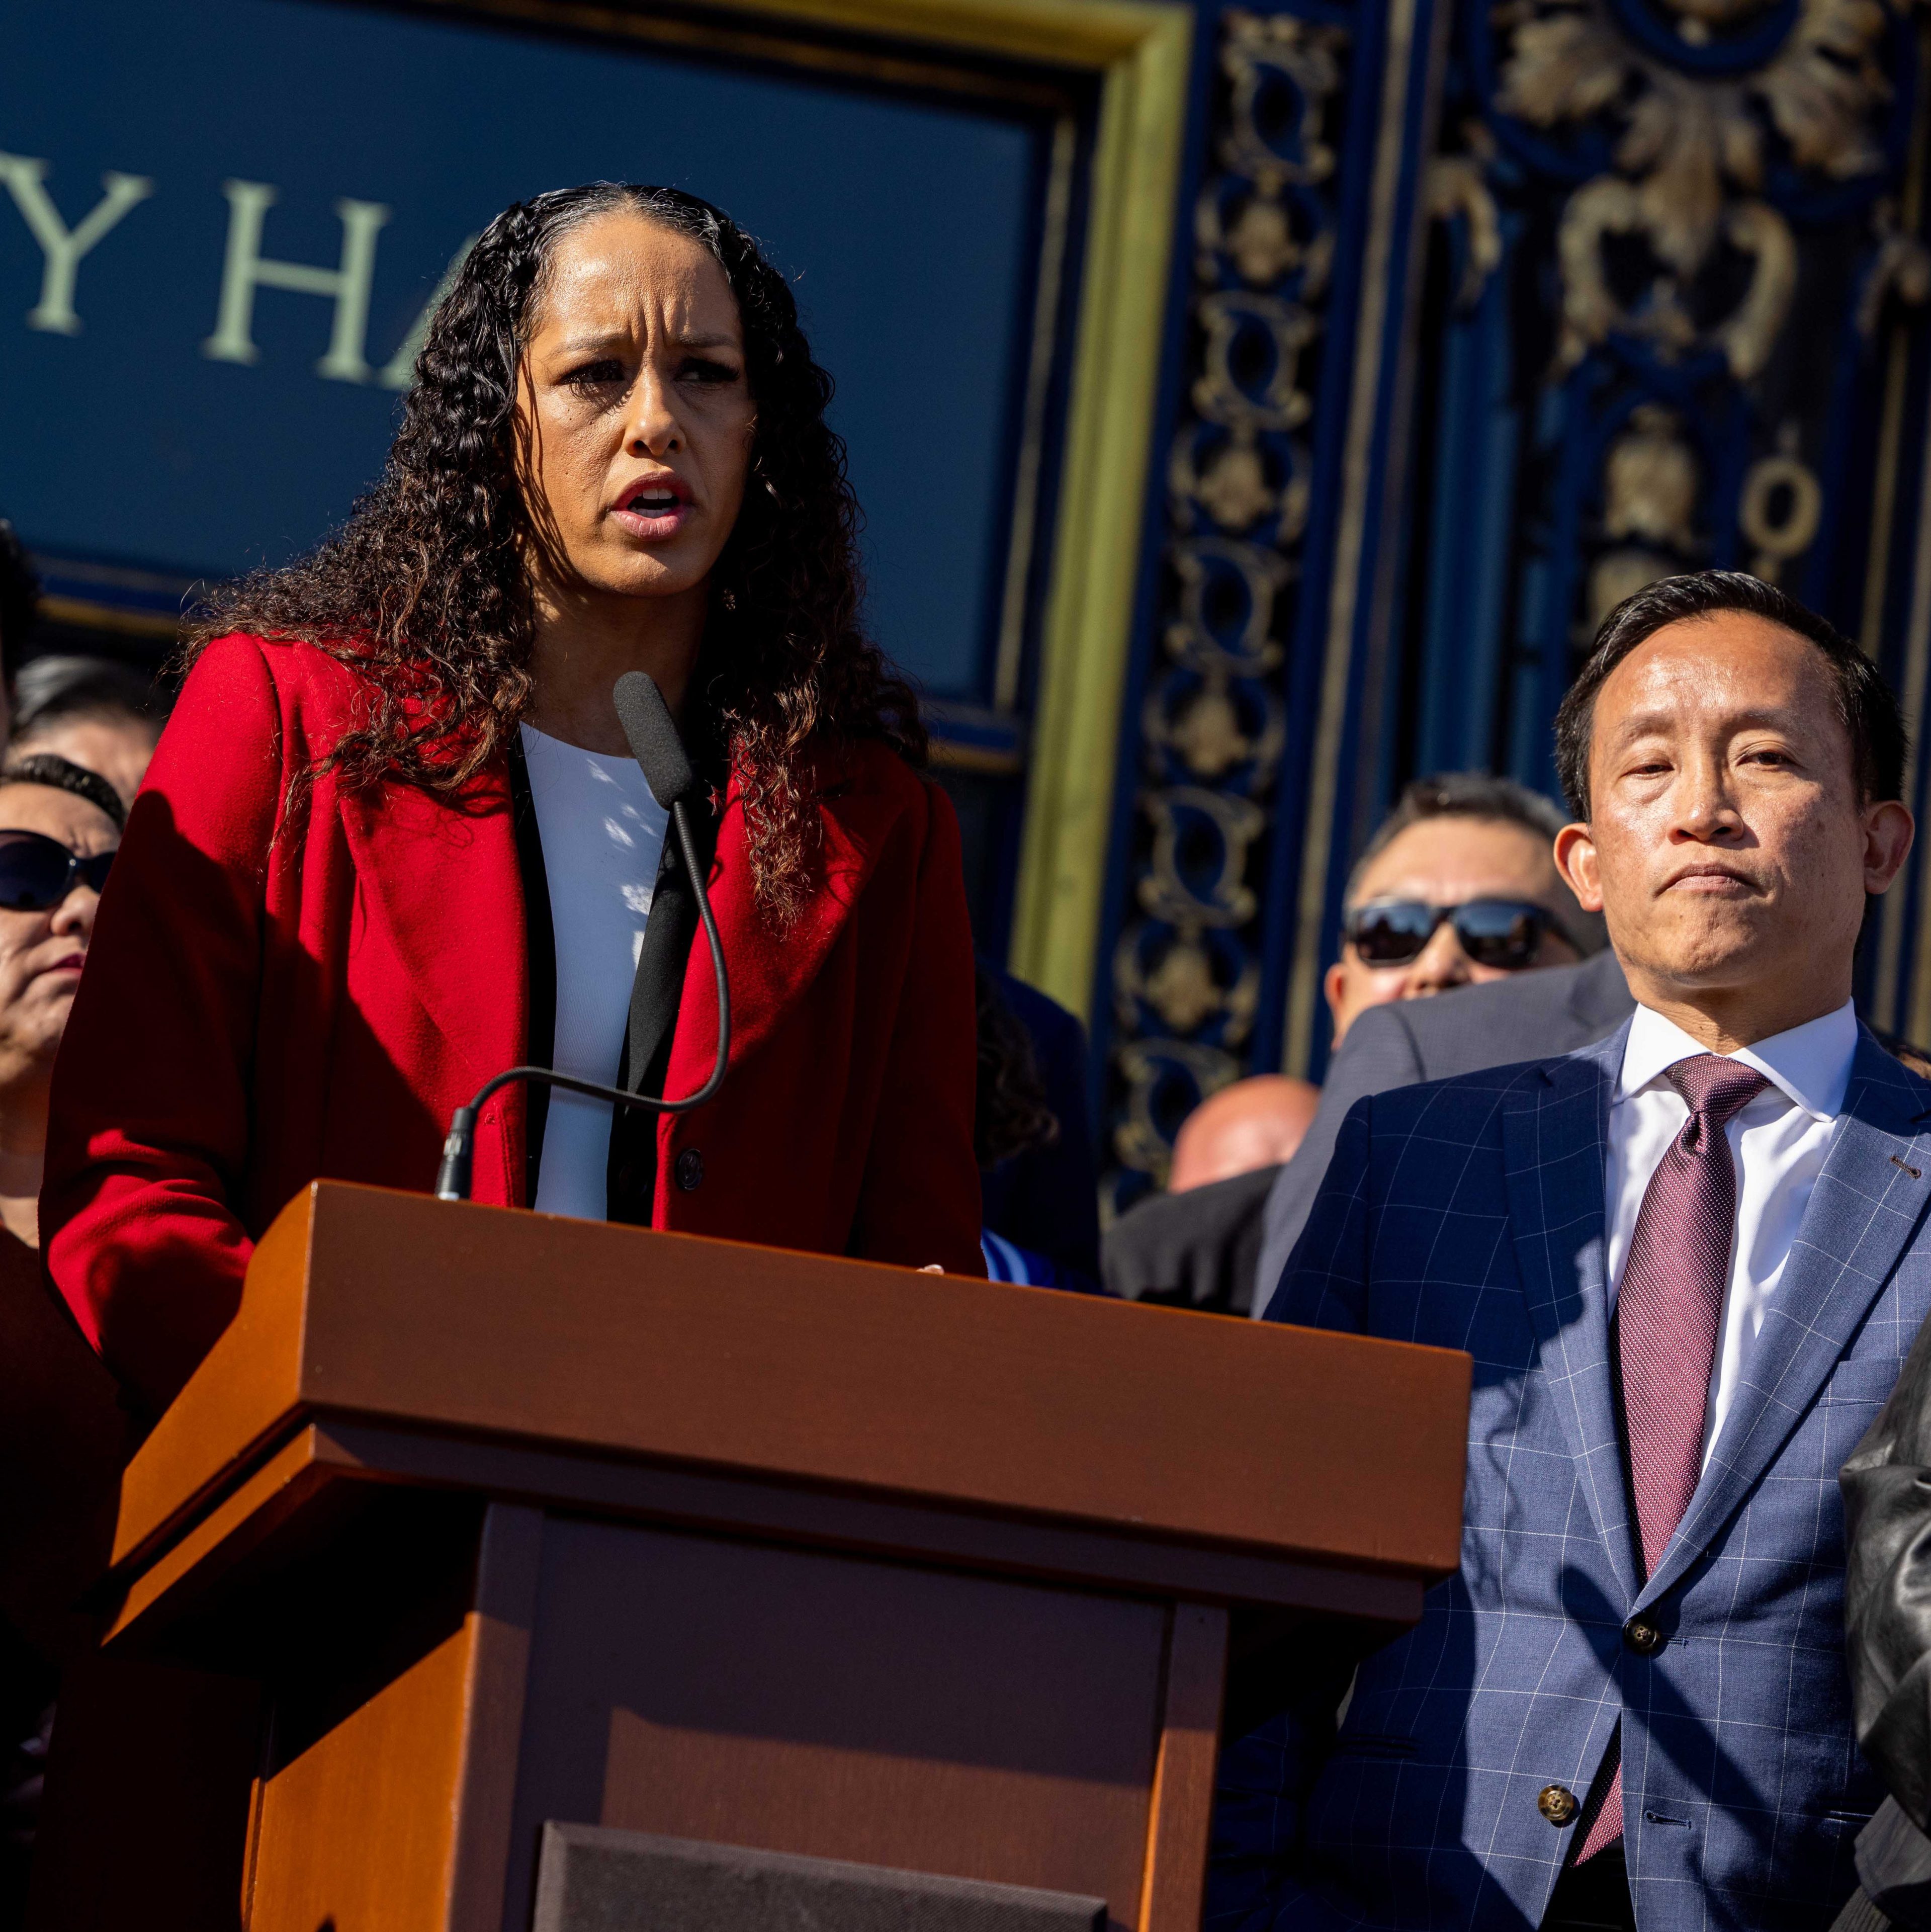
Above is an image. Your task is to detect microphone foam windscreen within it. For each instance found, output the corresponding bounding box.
[612,671,696,809]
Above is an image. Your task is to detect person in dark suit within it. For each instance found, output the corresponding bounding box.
[1214,570,1925,1931]
[1098,1077,1318,1308]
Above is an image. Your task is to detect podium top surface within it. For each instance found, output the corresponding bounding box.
[116,1182,1469,1590]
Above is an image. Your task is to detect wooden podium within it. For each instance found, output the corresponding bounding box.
[25,1180,1469,1932]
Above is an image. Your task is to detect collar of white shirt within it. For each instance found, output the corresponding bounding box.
[1617,997,1859,1123]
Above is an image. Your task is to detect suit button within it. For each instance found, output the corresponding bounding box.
[1625,1619,1664,1656]
[1538,1785,1578,1826]
[674,1147,705,1192]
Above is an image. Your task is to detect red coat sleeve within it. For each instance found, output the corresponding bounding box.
[42,635,285,1414]
[847,777,985,1278]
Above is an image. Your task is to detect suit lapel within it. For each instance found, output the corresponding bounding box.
[661,746,911,1096]
[1505,1025,1643,1608]
[1638,1028,1931,1609]
[338,765,526,1094]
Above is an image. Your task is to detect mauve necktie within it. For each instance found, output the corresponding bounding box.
[1574,1053,1770,1865]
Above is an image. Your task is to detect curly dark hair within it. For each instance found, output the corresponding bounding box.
[974,964,1059,1169]
[185,182,923,922]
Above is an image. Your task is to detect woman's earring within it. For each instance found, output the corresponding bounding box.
[721,588,738,613]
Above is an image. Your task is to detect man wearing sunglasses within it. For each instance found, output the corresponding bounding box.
[1105,777,1596,1313]
[1216,571,1928,1931]
[1324,773,1590,1045]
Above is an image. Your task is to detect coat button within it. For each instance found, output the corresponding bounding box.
[1538,1785,1578,1826]
[1625,1619,1664,1656]
[674,1147,705,1192]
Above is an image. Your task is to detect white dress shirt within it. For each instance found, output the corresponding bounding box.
[519,724,668,1221]
[1605,999,1857,1467]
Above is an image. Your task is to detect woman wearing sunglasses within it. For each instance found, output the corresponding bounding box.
[0,755,120,1252]
[40,184,982,1421]
[1326,773,1588,1046]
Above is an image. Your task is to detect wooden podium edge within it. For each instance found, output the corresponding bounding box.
[109,1182,1471,1603]
[111,1191,320,1570]
[1137,1605,1229,1932]
[101,1414,1437,1653]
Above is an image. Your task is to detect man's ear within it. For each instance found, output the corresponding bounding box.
[1554,822,1603,912]
[1864,798,1915,896]
[1324,960,1349,1034]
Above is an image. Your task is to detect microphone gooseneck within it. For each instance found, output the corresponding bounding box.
[433,675,733,1203]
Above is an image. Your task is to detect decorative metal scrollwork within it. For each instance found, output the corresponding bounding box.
[1425,0,1927,762]
[1103,9,1348,1216]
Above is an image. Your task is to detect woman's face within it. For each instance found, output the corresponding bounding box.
[0,784,118,1084]
[516,210,756,605]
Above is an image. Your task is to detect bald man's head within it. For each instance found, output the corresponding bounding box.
[1169,1075,1321,1193]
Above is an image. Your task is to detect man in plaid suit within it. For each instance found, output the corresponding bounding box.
[1213,571,1930,1932]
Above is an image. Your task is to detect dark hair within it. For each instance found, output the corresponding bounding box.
[0,752,126,831]
[185,182,922,925]
[13,655,166,742]
[1346,771,1570,907]
[0,522,39,688]
[974,963,1058,1169]
[1554,570,1906,818]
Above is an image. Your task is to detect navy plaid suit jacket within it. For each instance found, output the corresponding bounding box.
[1211,1022,1931,1931]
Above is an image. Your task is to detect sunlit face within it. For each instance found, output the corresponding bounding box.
[515,210,756,606]
[1325,815,1582,1043]
[0,783,118,1080]
[1555,613,1912,1010]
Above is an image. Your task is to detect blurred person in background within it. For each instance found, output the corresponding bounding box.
[1167,1076,1319,1193]
[1323,772,1587,1045]
[976,963,1103,1292]
[0,758,122,1251]
[0,753,122,1928]
[1099,1072,1318,1311]
[10,657,166,809]
[1105,775,1597,1312]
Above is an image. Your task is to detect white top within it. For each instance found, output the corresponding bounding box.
[519,724,669,1221]
[1605,999,1857,1467]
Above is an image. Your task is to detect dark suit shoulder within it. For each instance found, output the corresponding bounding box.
[1395,950,1633,1080]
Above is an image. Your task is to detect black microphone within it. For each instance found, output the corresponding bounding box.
[434,674,732,1202]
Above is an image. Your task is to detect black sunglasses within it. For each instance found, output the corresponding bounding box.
[0,829,115,911]
[1344,896,1569,972]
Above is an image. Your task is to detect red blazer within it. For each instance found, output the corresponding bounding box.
[44,634,984,1412]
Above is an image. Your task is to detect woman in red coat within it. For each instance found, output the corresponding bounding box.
[43,183,983,1417]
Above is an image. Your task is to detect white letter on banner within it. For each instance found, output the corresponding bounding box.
[378,232,478,390]
[0,152,153,334]
[202,180,392,382]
